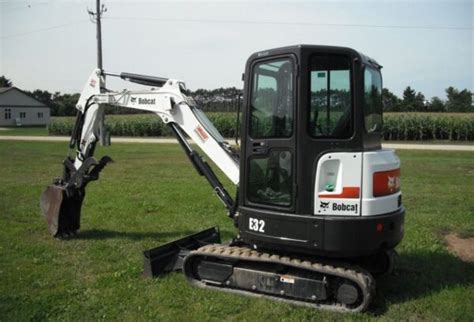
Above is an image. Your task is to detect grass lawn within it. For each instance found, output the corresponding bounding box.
[0,126,48,136]
[0,142,473,320]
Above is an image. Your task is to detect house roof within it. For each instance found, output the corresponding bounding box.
[0,87,13,94]
[0,87,50,108]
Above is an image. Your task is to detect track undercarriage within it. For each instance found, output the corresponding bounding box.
[183,244,376,313]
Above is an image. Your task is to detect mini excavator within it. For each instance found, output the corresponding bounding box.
[40,45,405,312]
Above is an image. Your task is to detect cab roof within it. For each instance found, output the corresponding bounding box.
[249,44,382,69]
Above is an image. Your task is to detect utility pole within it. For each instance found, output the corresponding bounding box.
[88,0,107,70]
[88,0,109,146]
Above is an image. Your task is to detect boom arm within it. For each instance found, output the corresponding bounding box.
[74,69,239,185]
[40,68,240,237]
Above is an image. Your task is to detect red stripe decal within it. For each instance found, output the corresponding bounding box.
[319,187,360,199]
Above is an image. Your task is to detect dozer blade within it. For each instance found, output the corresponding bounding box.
[143,227,221,278]
[39,184,85,238]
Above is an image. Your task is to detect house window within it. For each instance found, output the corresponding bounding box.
[5,108,11,120]
[20,112,26,118]
[38,112,44,118]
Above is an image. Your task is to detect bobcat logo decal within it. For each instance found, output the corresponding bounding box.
[320,201,330,209]
[387,175,400,192]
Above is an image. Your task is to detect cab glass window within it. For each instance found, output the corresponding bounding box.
[364,67,383,133]
[247,150,292,207]
[309,55,352,138]
[249,58,294,138]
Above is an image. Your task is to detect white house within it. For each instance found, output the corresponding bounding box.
[0,87,51,126]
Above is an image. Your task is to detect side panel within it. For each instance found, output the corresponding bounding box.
[361,149,401,216]
[314,152,362,216]
[238,207,324,251]
[237,207,405,257]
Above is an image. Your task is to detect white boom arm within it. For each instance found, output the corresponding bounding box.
[73,69,240,186]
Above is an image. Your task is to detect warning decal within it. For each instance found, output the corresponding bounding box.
[195,125,209,142]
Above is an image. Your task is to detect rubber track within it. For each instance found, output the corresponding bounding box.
[184,244,376,313]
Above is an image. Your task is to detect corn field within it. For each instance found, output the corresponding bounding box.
[49,112,474,141]
[383,113,474,141]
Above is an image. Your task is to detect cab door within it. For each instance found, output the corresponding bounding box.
[243,56,297,212]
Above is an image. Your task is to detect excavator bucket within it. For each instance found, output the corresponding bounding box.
[143,227,221,277]
[40,156,112,238]
[39,184,85,238]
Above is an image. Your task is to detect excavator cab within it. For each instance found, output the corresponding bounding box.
[180,46,403,311]
[237,45,404,259]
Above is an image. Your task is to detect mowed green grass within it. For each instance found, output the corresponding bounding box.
[0,126,48,136]
[0,142,473,321]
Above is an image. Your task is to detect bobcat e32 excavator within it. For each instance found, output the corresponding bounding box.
[40,45,405,313]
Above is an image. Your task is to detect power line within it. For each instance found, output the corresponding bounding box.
[0,20,90,39]
[104,16,473,31]
[2,13,470,41]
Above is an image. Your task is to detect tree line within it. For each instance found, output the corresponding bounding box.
[383,86,472,113]
[1,75,472,115]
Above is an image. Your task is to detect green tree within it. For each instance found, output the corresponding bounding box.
[0,76,12,87]
[28,90,80,116]
[382,88,401,111]
[402,86,416,111]
[54,92,80,116]
[445,87,472,112]
[29,89,53,104]
[414,92,426,111]
[402,86,425,111]
[427,96,445,112]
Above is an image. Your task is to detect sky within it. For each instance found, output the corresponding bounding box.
[0,0,472,100]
